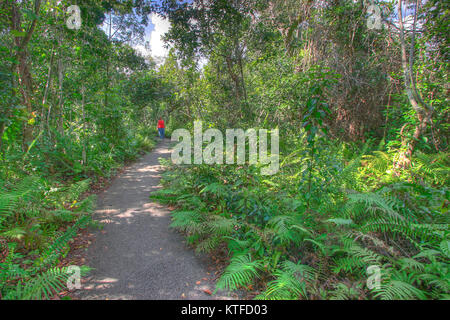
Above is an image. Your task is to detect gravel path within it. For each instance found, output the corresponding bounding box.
[75,139,225,300]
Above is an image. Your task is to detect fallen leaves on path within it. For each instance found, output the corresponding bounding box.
[203,289,212,295]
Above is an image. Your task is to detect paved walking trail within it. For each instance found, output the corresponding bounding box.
[75,139,224,300]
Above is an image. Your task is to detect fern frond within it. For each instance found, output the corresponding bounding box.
[258,260,316,300]
[0,177,41,229]
[215,254,262,292]
[17,267,71,300]
[39,215,91,268]
[62,179,91,204]
[348,192,405,222]
[225,236,251,255]
[268,215,311,245]
[413,152,449,186]
[196,236,221,253]
[0,227,26,240]
[207,215,235,236]
[333,244,382,274]
[170,210,204,234]
[372,279,427,300]
[200,183,229,198]
[258,271,307,300]
[398,258,425,272]
[329,283,361,300]
[361,219,443,243]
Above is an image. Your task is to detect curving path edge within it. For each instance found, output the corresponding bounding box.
[75,139,225,300]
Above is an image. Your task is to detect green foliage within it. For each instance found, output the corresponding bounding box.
[153,0,448,301]
[257,261,317,300]
[0,0,162,300]
[0,214,92,299]
[0,240,91,300]
[215,254,262,292]
[372,278,428,300]
[0,169,95,300]
[267,215,311,246]
[39,215,92,268]
[1,0,448,302]
[155,138,449,300]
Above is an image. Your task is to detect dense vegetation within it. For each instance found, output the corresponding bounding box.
[151,0,449,300]
[0,1,158,299]
[1,0,448,300]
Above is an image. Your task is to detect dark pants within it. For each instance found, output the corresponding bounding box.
[158,127,165,139]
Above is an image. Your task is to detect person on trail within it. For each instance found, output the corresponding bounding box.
[157,118,165,140]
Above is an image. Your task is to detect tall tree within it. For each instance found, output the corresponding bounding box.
[8,0,41,151]
[397,0,434,164]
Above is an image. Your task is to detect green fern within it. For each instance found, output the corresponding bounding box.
[39,214,91,268]
[149,188,182,204]
[329,282,362,300]
[215,254,262,292]
[170,210,205,234]
[257,261,317,300]
[0,177,41,229]
[4,266,90,300]
[361,218,444,243]
[58,179,91,205]
[267,215,311,245]
[347,192,406,222]
[207,215,235,236]
[225,237,252,255]
[0,243,29,284]
[333,244,382,274]
[196,236,221,253]
[413,152,449,186]
[200,182,230,198]
[372,279,427,300]
[1,242,91,300]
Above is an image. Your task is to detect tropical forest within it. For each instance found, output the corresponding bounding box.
[0,0,448,301]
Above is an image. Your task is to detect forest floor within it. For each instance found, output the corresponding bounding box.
[71,139,234,300]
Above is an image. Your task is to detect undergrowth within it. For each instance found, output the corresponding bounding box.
[0,129,156,300]
[151,137,449,300]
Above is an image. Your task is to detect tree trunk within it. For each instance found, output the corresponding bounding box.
[0,122,5,156]
[10,0,41,152]
[225,55,241,100]
[40,46,55,135]
[56,43,64,136]
[396,0,433,166]
[81,85,87,166]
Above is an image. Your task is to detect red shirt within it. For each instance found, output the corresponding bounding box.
[157,120,165,128]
